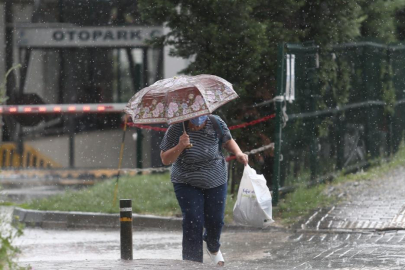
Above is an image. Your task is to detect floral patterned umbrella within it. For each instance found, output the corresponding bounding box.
[124,74,239,125]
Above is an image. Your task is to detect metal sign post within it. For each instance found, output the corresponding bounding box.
[285,54,295,103]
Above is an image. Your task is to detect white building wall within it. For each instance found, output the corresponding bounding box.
[25,134,70,167]
[163,26,191,79]
[26,128,143,169]
[74,129,138,169]
[24,50,46,96]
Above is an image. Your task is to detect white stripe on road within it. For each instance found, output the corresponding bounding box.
[324,248,344,258]
[339,248,354,258]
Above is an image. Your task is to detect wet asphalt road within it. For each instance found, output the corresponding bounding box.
[13,224,405,269]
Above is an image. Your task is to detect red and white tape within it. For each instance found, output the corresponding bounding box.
[127,114,276,131]
[0,103,126,114]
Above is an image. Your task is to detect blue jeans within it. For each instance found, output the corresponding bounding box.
[173,182,227,263]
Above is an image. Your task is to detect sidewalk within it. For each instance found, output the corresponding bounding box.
[300,166,405,231]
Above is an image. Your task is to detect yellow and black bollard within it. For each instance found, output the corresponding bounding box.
[120,199,133,260]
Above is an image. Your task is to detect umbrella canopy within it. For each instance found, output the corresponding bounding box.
[124,74,238,125]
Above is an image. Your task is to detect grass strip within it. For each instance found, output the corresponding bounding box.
[23,173,237,223]
[22,145,405,227]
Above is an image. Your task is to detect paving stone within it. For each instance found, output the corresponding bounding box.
[301,166,405,231]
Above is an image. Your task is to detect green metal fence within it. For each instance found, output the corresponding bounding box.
[272,42,405,205]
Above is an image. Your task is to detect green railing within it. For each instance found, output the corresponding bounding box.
[271,42,405,204]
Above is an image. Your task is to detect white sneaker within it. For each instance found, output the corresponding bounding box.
[206,248,224,266]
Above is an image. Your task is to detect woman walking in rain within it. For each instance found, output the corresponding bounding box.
[160,114,248,266]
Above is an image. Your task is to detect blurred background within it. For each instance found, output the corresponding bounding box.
[0,0,194,169]
[0,0,405,200]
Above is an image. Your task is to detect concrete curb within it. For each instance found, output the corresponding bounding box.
[12,207,183,230]
[12,207,283,232]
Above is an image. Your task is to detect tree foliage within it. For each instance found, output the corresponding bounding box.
[0,215,29,270]
[139,0,404,103]
[139,0,305,100]
[361,0,404,43]
[299,0,364,45]
[138,0,405,162]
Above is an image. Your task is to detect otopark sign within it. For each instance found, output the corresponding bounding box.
[15,24,163,48]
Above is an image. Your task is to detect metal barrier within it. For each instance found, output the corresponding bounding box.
[0,103,136,170]
[0,143,60,168]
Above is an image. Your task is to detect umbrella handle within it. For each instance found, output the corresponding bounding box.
[182,122,193,148]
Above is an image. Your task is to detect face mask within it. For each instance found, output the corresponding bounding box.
[190,115,208,126]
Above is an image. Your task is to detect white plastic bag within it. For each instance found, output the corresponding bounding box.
[233,165,274,228]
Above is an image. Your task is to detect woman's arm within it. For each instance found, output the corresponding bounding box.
[160,131,190,165]
[224,139,248,166]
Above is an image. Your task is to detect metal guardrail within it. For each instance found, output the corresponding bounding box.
[288,99,405,120]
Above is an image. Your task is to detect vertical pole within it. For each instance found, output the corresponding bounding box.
[126,48,139,94]
[279,158,286,188]
[58,0,65,104]
[309,96,317,181]
[57,0,74,168]
[135,48,149,170]
[113,116,128,206]
[68,50,77,168]
[3,0,17,143]
[116,49,122,102]
[336,114,345,170]
[5,0,22,167]
[230,160,236,195]
[307,51,320,181]
[142,48,149,88]
[136,128,144,170]
[134,62,143,167]
[68,46,76,168]
[389,46,403,153]
[155,47,164,81]
[272,43,285,205]
[68,119,75,168]
[16,49,31,167]
[120,199,133,260]
[385,49,393,157]
[363,45,379,159]
[5,0,15,100]
[58,48,65,104]
[386,114,393,157]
